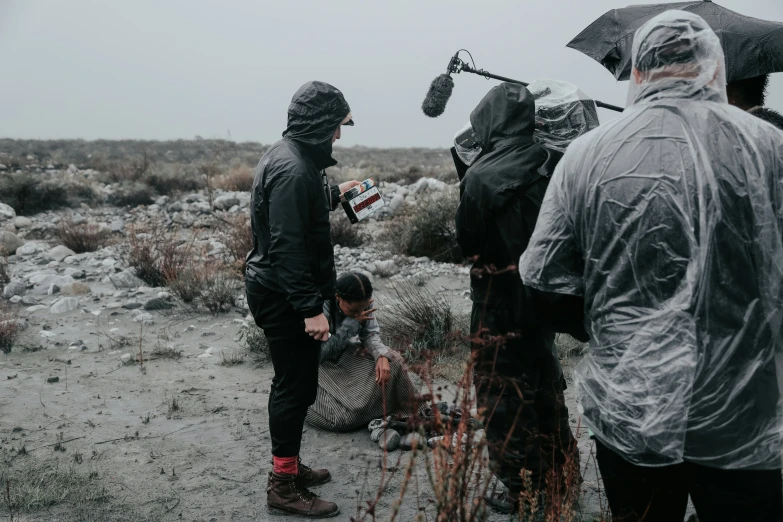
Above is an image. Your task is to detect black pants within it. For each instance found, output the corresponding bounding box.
[471,303,577,495]
[246,280,320,458]
[596,439,783,522]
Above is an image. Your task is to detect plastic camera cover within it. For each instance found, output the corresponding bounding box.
[528,78,600,152]
[453,121,482,167]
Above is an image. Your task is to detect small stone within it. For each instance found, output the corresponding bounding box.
[47,377,59,384]
[399,432,427,451]
[51,297,80,314]
[3,281,27,299]
[144,298,174,311]
[0,231,24,255]
[13,216,32,229]
[368,418,385,432]
[9,296,21,304]
[133,313,154,326]
[60,282,91,296]
[16,242,47,257]
[120,353,132,364]
[110,269,144,289]
[122,302,143,310]
[0,203,16,221]
[378,429,401,451]
[47,245,77,262]
[26,305,48,313]
[110,219,124,233]
[213,194,240,210]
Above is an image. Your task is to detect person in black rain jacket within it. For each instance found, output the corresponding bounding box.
[455,82,588,514]
[245,80,359,518]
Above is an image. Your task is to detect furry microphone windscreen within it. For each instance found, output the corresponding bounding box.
[422,74,454,118]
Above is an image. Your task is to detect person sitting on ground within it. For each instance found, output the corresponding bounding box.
[305,272,420,432]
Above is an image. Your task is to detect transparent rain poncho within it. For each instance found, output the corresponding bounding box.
[528,79,600,152]
[519,10,783,469]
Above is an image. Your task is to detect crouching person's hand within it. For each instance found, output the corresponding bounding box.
[375,356,391,386]
[305,313,330,341]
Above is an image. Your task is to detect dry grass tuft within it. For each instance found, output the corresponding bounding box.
[330,212,366,248]
[0,256,9,295]
[197,265,240,316]
[0,302,19,354]
[124,222,192,288]
[382,189,462,263]
[213,165,254,192]
[56,217,111,254]
[0,460,109,512]
[218,214,253,275]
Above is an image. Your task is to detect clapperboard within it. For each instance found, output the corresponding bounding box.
[341,178,386,224]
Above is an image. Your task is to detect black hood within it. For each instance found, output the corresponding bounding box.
[469,82,535,152]
[283,81,352,169]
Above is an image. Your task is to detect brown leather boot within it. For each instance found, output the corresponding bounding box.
[298,457,331,487]
[267,471,339,518]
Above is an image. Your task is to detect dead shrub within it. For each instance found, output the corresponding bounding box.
[219,214,253,274]
[0,173,95,216]
[213,165,254,192]
[106,182,155,207]
[124,222,192,287]
[198,264,241,316]
[239,320,269,363]
[0,302,19,354]
[381,281,468,368]
[330,212,366,248]
[167,265,206,304]
[383,189,462,263]
[56,217,111,254]
[0,256,9,294]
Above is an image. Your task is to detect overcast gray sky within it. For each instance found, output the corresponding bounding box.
[1,0,781,148]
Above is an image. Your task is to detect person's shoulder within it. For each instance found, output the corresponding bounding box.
[264,140,317,181]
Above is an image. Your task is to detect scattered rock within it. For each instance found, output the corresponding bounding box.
[3,281,27,299]
[30,275,75,296]
[0,232,24,255]
[110,219,124,233]
[13,216,32,229]
[399,432,427,451]
[370,427,386,443]
[133,313,155,326]
[213,194,239,210]
[120,353,132,364]
[60,282,91,296]
[50,297,80,314]
[0,203,15,221]
[122,302,143,310]
[16,242,48,257]
[378,429,401,451]
[47,245,77,262]
[110,269,144,289]
[144,298,174,311]
[47,377,60,384]
[26,305,47,313]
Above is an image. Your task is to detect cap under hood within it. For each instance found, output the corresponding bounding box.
[283,81,352,168]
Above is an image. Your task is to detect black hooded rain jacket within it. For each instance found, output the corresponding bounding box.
[246,81,351,319]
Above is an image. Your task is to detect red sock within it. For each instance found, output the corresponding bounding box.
[273,455,298,476]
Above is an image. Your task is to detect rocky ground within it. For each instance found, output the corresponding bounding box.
[0,171,611,521]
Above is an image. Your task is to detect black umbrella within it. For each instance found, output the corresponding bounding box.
[568,0,783,83]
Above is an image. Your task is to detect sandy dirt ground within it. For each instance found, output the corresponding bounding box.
[1,271,611,522]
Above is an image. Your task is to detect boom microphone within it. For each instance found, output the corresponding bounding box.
[422,74,454,118]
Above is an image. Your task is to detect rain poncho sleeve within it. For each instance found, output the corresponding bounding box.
[520,10,783,470]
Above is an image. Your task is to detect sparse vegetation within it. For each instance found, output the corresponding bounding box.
[383,188,462,263]
[330,212,366,248]
[220,349,245,366]
[197,266,240,316]
[0,302,19,354]
[0,256,9,294]
[0,172,96,215]
[150,344,183,360]
[106,181,155,207]
[239,321,269,362]
[213,165,254,192]
[219,214,253,274]
[0,460,109,512]
[124,222,192,287]
[381,281,468,367]
[56,217,111,253]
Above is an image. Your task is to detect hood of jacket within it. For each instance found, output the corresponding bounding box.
[283,81,352,169]
[470,82,536,153]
